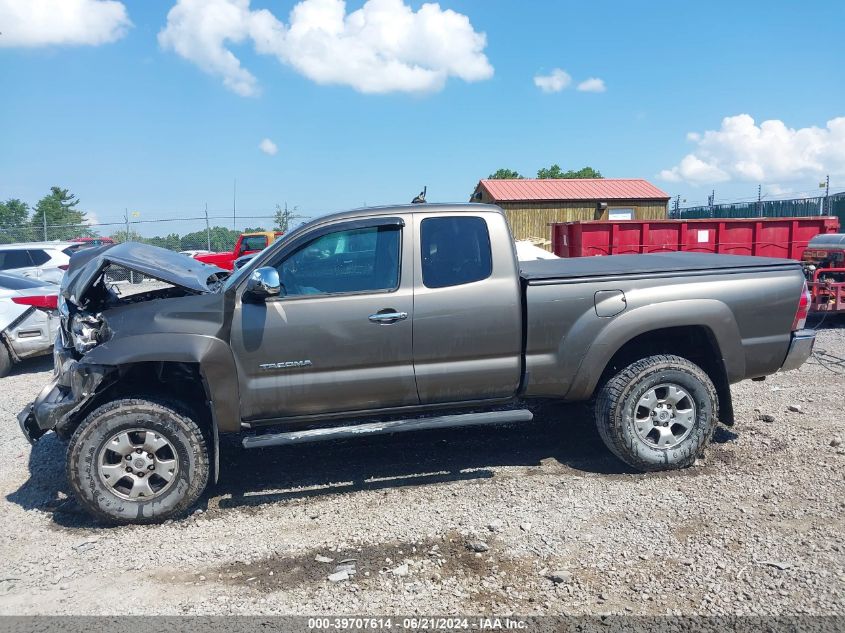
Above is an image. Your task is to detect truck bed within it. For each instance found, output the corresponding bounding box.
[520,252,801,282]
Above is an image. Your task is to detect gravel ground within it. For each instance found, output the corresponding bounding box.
[0,323,843,616]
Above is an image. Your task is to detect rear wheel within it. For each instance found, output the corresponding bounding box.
[67,398,209,524]
[595,354,717,471]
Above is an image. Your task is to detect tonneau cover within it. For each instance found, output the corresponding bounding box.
[519,252,800,281]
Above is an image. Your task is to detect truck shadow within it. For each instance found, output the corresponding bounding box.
[212,402,637,513]
[7,401,737,529]
[7,355,53,376]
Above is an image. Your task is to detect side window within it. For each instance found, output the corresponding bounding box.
[421,216,492,289]
[27,249,51,266]
[0,250,33,270]
[276,225,401,297]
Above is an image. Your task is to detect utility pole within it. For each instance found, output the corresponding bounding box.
[825,174,830,215]
[674,194,680,215]
[42,209,47,241]
[757,184,762,217]
[124,208,132,282]
[204,203,211,251]
[233,178,237,231]
[708,189,715,217]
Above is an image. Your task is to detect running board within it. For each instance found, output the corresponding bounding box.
[242,409,533,450]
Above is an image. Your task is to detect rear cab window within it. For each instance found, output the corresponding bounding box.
[421,216,493,288]
[240,235,268,252]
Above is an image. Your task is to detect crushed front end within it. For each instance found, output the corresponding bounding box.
[17,242,228,444]
[17,308,113,443]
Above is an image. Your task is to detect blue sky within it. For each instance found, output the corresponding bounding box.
[1,0,844,235]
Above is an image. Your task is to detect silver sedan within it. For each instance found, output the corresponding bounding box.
[0,272,60,377]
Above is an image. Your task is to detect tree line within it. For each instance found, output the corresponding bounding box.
[488,165,602,179]
[0,187,304,253]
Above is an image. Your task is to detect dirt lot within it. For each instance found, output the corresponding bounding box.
[0,323,843,616]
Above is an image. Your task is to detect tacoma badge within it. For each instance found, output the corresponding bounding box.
[259,360,313,370]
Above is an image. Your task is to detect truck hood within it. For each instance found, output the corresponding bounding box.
[63,242,229,305]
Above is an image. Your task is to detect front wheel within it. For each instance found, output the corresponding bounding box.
[595,354,717,471]
[67,398,210,524]
[0,343,12,378]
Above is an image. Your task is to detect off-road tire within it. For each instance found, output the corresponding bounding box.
[0,342,12,378]
[67,398,209,524]
[595,354,717,472]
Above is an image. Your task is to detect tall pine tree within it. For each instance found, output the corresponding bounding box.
[32,187,94,240]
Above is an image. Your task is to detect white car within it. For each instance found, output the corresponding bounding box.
[0,241,79,284]
[0,272,60,377]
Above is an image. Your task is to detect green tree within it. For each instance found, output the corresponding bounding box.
[274,203,302,233]
[536,165,603,179]
[180,226,241,253]
[487,168,524,180]
[32,187,95,240]
[110,229,145,244]
[146,233,183,251]
[0,198,33,244]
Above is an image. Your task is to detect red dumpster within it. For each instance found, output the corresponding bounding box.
[551,216,840,260]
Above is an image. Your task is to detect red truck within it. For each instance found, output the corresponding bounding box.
[195,231,283,270]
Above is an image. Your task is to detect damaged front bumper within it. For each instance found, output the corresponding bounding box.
[17,345,111,444]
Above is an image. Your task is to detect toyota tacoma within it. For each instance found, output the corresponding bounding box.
[18,204,815,523]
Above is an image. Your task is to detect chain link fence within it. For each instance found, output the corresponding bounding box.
[0,215,288,251]
[669,192,845,229]
[0,214,299,283]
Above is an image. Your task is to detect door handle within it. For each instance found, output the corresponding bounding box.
[368,311,408,324]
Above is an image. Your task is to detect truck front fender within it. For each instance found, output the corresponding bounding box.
[563,299,745,402]
[84,333,240,433]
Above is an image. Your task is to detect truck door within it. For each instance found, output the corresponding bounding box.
[411,213,523,404]
[231,216,418,421]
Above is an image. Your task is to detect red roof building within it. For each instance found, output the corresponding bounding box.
[471,178,670,247]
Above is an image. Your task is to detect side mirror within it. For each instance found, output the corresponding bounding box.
[245,267,282,300]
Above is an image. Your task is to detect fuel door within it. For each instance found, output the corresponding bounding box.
[594,290,627,317]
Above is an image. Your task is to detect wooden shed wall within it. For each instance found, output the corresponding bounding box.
[485,199,669,248]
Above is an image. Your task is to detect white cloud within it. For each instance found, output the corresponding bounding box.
[259,138,278,155]
[659,155,729,183]
[0,0,131,47]
[660,114,845,185]
[533,68,571,93]
[158,0,493,96]
[576,77,605,93]
[766,184,791,196]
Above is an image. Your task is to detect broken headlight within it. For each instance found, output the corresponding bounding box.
[70,313,104,355]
